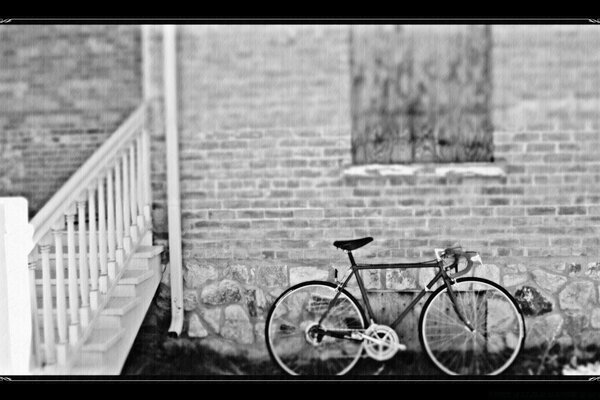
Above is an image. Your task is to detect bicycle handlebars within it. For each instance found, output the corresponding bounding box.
[437,247,481,279]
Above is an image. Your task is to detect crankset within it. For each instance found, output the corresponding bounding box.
[359,324,406,361]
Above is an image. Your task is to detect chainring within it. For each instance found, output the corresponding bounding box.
[363,324,401,361]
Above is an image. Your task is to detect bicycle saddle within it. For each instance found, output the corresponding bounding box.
[333,237,373,251]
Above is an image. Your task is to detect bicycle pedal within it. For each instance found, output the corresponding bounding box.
[396,343,407,351]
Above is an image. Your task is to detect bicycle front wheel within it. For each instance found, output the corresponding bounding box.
[419,277,525,375]
[265,281,367,376]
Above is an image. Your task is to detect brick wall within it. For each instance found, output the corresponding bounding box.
[0,25,142,216]
[166,25,600,359]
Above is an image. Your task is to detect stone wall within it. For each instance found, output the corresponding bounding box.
[0,25,142,216]
[163,25,600,360]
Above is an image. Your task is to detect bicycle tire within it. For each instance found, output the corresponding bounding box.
[418,277,526,375]
[265,280,367,376]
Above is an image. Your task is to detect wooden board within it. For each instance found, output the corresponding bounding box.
[350,25,493,164]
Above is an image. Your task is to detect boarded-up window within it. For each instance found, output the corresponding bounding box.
[350,25,493,164]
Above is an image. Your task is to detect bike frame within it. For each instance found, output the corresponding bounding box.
[318,249,465,331]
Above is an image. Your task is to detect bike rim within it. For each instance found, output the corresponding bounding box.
[421,279,524,375]
[267,283,366,376]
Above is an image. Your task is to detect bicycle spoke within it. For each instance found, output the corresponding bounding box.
[266,283,366,376]
[421,279,524,376]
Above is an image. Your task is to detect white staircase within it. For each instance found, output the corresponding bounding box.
[0,103,163,375]
[34,245,163,375]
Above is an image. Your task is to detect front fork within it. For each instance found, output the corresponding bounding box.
[441,271,475,332]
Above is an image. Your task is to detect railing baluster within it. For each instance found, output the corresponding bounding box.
[98,176,109,283]
[142,128,152,226]
[66,206,79,345]
[40,238,56,364]
[115,160,125,266]
[122,152,132,254]
[76,199,90,328]
[136,135,145,234]
[51,217,68,364]
[129,144,139,243]
[107,169,117,276]
[28,252,42,367]
[88,185,101,302]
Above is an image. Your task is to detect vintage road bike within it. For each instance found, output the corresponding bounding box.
[264,237,526,376]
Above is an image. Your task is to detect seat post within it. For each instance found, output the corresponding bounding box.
[347,251,357,267]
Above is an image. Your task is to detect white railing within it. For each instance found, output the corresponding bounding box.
[0,103,153,373]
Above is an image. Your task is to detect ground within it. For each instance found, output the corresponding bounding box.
[121,296,599,377]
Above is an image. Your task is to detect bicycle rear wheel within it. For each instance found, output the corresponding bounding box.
[419,277,525,375]
[265,281,367,376]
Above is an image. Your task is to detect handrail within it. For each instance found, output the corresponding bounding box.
[23,101,154,372]
[30,104,146,244]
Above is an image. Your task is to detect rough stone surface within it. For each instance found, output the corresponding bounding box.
[473,263,500,284]
[418,267,442,290]
[580,330,600,349]
[183,289,199,311]
[201,308,222,333]
[359,269,381,289]
[244,287,269,318]
[563,313,590,337]
[585,262,600,280]
[507,264,528,273]
[567,263,583,276]
[184,262,218,288]
[224,264,251,284]
[220,305,254,344]
[255,265,288,287]
[525,314,564,348]
[289,266,329,285]
[531,269,568,293]
[514,286,553,316]
[386,269,417,290]
[503,273,529,287]
[200,279,243,305]
[591,308,600,329]
[188,313,209,338]
[254,322,266,347]
[559,280,596,310]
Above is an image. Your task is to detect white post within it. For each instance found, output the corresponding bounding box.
[65,205,79,345]
[28,252,42,368]
[136,135,146,233]
[87,185,101,303]
[142,128,153,233]
[51,216,68,365]
[122,152,132,254]
[40,235,56,364]
[129,144,139,244]
[164,25,184,337]
[0,197,33,374]
[114,160,125,266]
[76,198,90,328]
[98,177,109,283]
[106,169,117,276]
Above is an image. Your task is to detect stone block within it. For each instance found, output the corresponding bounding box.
[188,313,209,338]
[531,269,567,293]
[201,279,243,305]
[220,305,254,344]
[385,269,417,290]
[514,286,554,316]
[559,281,596,310]
[256,265,288,287]
[184,261,218,288]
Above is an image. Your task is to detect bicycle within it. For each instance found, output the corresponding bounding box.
[265,237,526,376]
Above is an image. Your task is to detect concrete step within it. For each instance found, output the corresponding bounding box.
[82,328,125,352]
[34,244,163,375]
